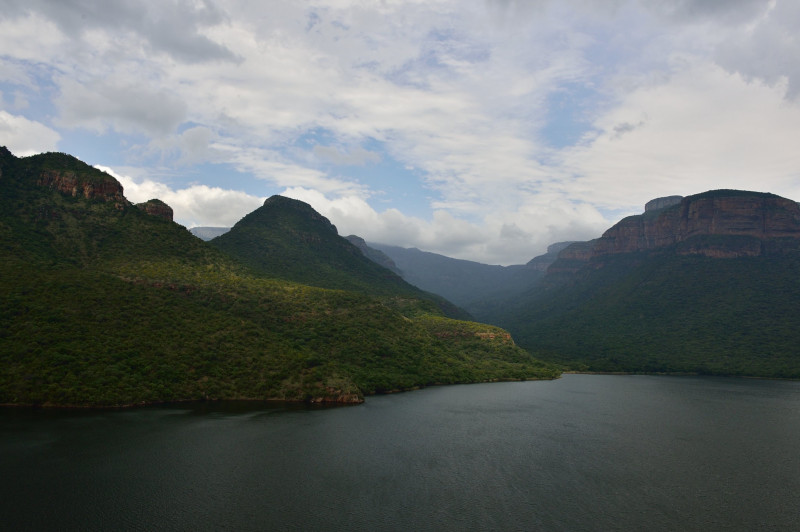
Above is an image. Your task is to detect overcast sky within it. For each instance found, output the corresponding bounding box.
[2,0,800,264]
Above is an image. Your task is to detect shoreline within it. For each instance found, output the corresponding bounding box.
[0,375,562,410]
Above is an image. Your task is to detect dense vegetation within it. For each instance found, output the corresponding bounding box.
[0,148,558,407]
[211,196,469,319]
[490,246,800,378]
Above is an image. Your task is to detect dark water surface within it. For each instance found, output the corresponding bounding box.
[2,375,799,531]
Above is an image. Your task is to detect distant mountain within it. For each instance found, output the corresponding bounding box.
[190,226,230,240]
[344,235,402,275]
[367,243,567,317]
[0,147,556,406]
[488,190,800,378]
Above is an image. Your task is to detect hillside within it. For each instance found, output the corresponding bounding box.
[209,195,468,319]
[0,147,557,407]
[488,190,800,378]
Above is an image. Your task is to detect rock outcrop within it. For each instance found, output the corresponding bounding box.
[37,169,127,204]
[645,195,683,212]
[551,190,800,272]
[525,241,576,272]
[135,199,174,222]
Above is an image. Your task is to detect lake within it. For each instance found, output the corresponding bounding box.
[2,374,799,531]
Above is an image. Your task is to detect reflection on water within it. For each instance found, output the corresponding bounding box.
[2,375,799,531]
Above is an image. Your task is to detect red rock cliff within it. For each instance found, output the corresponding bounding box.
[549,191,800,272]
[37,169,127,205]
[593,191,800,257]
[136,199,174,222]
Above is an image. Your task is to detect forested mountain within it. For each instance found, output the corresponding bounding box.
[487,191,800,378]
[209,195,466,318]
[0,147,558,407]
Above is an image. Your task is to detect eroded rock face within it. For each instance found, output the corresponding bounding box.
[594,192,800,257]
[645,195,683,212]
[37,169,127,204]
[548,191,800,273]
[136,199,174,222]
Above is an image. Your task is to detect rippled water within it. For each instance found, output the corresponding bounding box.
[2,375,799,531]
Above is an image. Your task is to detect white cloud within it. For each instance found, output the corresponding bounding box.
[313,145,381,166]
[0,111,60,156]
[559,60,800,210]
[3,0,238,64]
[57,80,187,136]
[282,186,607,264]
[96,165,264,228]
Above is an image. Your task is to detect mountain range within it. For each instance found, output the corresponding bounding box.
[5,145,797,408]
[193,188,800,378]
[0,147,557,407]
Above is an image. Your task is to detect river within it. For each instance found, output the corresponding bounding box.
[2,374,799,531]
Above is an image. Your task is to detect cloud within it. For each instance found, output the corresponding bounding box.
[558,59,800,210]
[96,165,263,228]
[712,0,800,99]
[313,145,381,166]
[57,80,187,136]
[282,186,607,264]
[4,0,238,64]
[226,146,369,197]
[0,111,60,156]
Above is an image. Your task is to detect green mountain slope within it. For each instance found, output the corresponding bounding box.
[0,148,557,406]
[210,195,469,319]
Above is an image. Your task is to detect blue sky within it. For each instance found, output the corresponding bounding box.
[2,0,800,264]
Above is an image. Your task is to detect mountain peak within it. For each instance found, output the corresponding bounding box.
[239,195,338,234]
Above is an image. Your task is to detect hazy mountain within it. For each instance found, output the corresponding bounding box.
[0,147,557,406]
[344,235,402,275]
[366,242,569,317]
[190,226,230,240]
[488,190,800,378]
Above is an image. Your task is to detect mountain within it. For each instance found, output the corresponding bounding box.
[488,190,800,378]
[367,243,555,316]
[0,147,557,407]
[344,235,401,275]
[209,195,468,318]
[190,226,230,240]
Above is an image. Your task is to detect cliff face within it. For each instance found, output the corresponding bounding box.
[550,190,800,273]
[644,195,683,212]
[594,191,800,257]
[136,199,174,222]
[37,169,128,206]
[525,241,576,272]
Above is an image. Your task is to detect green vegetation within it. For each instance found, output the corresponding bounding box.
[493,246,800,378]
[0,147,557,406]
[210,195,469,319]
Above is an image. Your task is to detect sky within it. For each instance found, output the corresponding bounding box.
[2,0,800,265]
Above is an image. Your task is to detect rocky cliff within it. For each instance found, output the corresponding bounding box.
[525,241,577,272]
[136,199,174,222]
[37,169,127,205]
[644,195,683,212]
[552,190,800,271]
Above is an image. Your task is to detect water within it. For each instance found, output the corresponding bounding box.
[2,375,799,531]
